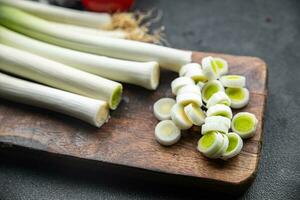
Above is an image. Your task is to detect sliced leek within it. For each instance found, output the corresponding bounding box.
[197,81,205,91]
[205,116,231,129]
[153,98,176,120]
[0,72,109,127]
[202,56,220,80]
[210,134,229,159]
[220,75,246,88]
[221,132,243,160]
[184,103,206,126]
[177,84,201,96]
[0,44,122,109]
[0,5,192,71]
[201,122,229,135]
[184,67,207,83]
[231,112,258,139]
[171,77,194,95]
[214,57,228,76]
[170,104,193,130]
[225,87,250,109]
[0,26,159,90]
[206,104,233,119]
[155,120,181,146]
[176,93,203,107]
[179,63,201,77]
[197,131,223,157]
[201,80,224,103]
[206,91,231,108]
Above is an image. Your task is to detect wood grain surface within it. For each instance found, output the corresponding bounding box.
[0,51,267,193]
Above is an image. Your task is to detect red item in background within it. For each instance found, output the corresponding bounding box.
[82,0,134,13]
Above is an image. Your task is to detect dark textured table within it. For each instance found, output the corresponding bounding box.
[0,0,299,199]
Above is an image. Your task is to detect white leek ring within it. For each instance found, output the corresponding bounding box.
[225,87,250,109]
[206,91,231,108]
[197,131,223,156]
[220,75,246,88]
[177,84,201,96]
[179,63,201,77]
[184,103,206,126]
[206,104,233,119]
[201,80,224,103]
[170,104,193,130]
[221,132,243,160]
[155,120,181,146]
[171,77,194,95]
[201,122,229,135]
[231,112,258,139]
[176,92,203,107]
[153,98,176,120]
[205,116,231,129]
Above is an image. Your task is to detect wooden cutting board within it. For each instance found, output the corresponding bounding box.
[0,51,267,193]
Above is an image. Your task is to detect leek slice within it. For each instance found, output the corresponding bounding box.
[197,131,223,156]
[231,112,258,139]
[202,56,220,80]
[201,80,224,103]
[0,44,122,109]
[155,120,181,146]
[210,134,229,159]
[225,87,250,109]
[205,116,231,129]
[206,91,231,108]
[0,26,159,90]
[206,104,233,119]
[201,122,229,135]
[184,67,207,83]
[177,84,201,96]
[221,132,243,160]
[171,77,194,95]
[176,93,203,107]
[214,57,228,75]
[0,5,192,71]
[184,103,206,126]
[170,104,193,130]
[0,72,109,127]
[197,81,205,91]
[179,63,201,77]
[220,75,246,88]
[153,98,176,120]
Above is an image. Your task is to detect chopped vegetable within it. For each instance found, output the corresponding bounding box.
[179,63,201,77]
[206,91,231,108]
[153,98,176,120]
[0,26,159,90]
[214,57,228,75]
[0,72,109,127]
[0,5,192,71]
[206,104,233,119]
[171,77,194,95]
[0,44,122,110]
[184,103,206,126]
[220,75,246,88]
[197,131,223,157]
[210,134,229,159]
[197,81,205,90]
[231,112,258,139]
[225,87,250,109]
[170,104,193,130]
[201,122,229,135]
[155,120,181,146]
[177,84,201,96]
[176,93,203,107]
[202,56,220,80]
[205,116,231,129]
[184,67,207,83]
[201,80,224,103]
[221,132,243,160]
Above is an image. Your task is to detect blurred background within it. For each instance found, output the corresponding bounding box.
[0,0,299,199]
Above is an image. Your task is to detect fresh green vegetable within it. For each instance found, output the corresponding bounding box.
[0,44,122,109]
[231,112,258,138]
[225,87,250,109]
[0,72,109,127]
[0,5,192,71]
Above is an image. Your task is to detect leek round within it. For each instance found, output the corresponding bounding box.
[0,26,159,90]
[206,91,231,108]
[155,120,181,146]
[225,87,250,109]
[231,112,258,139]
[0,5,192,71]
[201,122,229,135]
[221,132,243,160]
[197,131,223,156]
[0,72,109,127]
[201,80,224,103]
[206,104,233,119]
[220,75,246,88]
[153,98,176,120]
[183,103,206,126]
[0,44,122,110]
[170,104,193,130]
[179,63,201,77]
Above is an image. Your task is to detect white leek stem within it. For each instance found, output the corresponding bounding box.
[0,5,192,71]
[0,72,109,127]
[0,44,122,109]
[0,26,159,90]
[0,0,112,28]
[50,22,127,39]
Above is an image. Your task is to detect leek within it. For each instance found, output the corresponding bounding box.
[0,5,192,71]
[0,72,109,127]
[0,26,159,90]
[0,44,122,110]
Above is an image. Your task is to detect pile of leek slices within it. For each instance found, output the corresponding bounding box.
[153,56,258,160]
